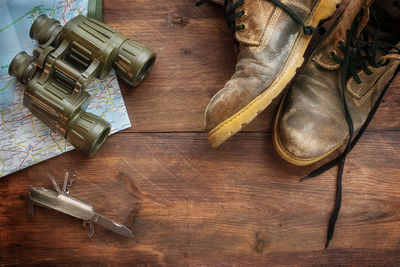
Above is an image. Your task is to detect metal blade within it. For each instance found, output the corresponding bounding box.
[48,173,62,194]
[92,213,133,238]
[62,170,69,194]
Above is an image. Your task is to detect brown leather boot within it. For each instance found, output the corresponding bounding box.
[273,0,400,248]
[202,0,342,147]
[274,0,400,166]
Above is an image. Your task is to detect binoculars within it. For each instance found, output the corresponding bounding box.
[9,14,156,156]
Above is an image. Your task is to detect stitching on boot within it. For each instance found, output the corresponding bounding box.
[250,0,317,53]
[283,0,311,14]
[311,58,338,69]
[251,7,282,53]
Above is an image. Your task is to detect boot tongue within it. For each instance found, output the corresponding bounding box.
[234,0,276,46]
[369,0,400,44]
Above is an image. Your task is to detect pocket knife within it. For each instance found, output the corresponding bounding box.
[28,172,133,238]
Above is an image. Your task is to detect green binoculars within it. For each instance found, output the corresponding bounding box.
[9,14,156,156]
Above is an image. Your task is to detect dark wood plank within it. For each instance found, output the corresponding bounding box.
[1,132,399,266]
[102,0,400,133]
[1,0,399,266]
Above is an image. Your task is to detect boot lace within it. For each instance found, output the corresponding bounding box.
[301,9,400,248]
[196,0,323,35]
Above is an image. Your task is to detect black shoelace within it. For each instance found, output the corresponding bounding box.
[301,9,400,248]
[196,0,322,36]
[197,0,400,249]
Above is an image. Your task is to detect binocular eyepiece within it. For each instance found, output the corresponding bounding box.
[9,14,156,156]
[8,51,35,85]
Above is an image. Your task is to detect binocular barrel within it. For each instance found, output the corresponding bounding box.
[30,14,156,87]
[9,52,111,156]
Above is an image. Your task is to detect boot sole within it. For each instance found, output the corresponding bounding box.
[272,91,345,166]
[207,0,343,148]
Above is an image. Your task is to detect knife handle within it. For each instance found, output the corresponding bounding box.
[29,187,95,221]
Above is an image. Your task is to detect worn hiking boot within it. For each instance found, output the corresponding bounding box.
[273,0,400,248]
[202,0,343,147]
[274,0,400,166]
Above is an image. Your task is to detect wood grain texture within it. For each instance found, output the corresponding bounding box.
[1,132,400,266]
[1,0,399,266]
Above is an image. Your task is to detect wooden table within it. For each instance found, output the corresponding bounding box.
[1,1,400,266]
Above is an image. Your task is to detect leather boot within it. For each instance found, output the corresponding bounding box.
[202,0,343,147]
[273,0,400,248]
[274,0,400,166]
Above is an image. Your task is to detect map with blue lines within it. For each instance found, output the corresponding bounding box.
[0,0,131,177]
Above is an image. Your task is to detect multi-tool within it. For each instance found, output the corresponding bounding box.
[28,171,133,238]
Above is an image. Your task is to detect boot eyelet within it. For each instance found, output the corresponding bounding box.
[378,58,389,66]
[329,50,337,60]
[235,24,245,31]
[338,39,345,48]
